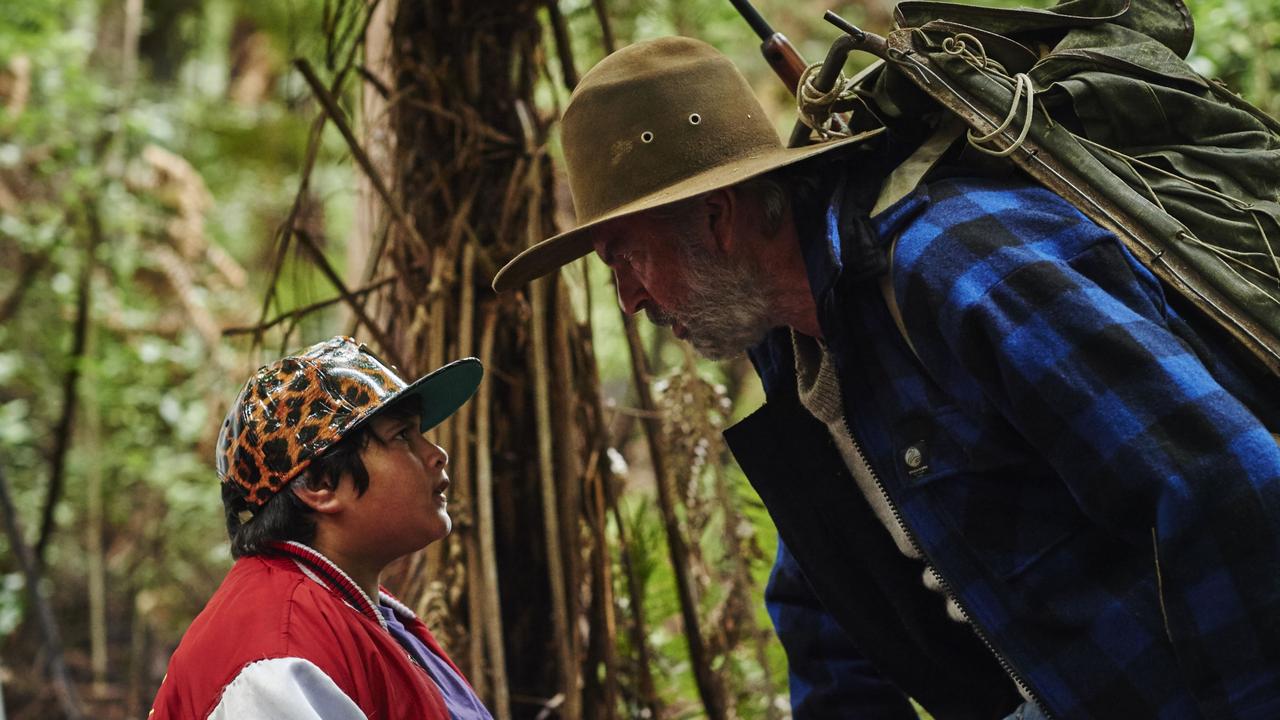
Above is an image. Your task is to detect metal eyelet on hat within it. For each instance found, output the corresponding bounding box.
[688,113,701,125]
[640,130,654,143]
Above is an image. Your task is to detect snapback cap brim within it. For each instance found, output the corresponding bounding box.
[356,357,484,434]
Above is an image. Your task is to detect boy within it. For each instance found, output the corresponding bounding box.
[151,336,492,719]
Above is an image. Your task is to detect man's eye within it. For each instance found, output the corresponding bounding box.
[603,245,632,268]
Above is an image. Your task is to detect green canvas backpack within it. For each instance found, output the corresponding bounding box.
[809,0,1280,377]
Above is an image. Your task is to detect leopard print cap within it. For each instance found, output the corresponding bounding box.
[216,336,408,506]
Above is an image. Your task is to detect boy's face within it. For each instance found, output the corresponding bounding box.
[340,411,452,562]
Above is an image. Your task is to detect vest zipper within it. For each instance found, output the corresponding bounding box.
[839,414,1055,719]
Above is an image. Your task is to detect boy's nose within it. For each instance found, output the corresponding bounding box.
[418,438,448,469]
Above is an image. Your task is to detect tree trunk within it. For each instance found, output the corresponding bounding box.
[383,3,613,717]
[346,0,395,331]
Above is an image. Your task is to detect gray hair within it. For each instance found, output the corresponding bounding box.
[736,174,788,237]
[646,156,836,244]
[646,173,788,237]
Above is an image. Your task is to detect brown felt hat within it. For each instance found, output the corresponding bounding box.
[491,36,880,292]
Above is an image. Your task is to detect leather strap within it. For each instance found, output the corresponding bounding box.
[872,120,965,361]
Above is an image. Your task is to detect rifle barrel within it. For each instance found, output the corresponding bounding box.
[729,0,775,41]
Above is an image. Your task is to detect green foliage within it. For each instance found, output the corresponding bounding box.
[1188,0,1280,117]
[0,1,364,712]
[0,0,69,58]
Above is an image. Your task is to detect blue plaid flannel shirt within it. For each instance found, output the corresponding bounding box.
[760,175,1280,719]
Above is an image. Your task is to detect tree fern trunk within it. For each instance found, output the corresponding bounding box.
[384,3,611,716]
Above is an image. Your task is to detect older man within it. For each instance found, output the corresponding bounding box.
[494,36,1280,720]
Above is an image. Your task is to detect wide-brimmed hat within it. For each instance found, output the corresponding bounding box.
[216,336,482,506]
[492,36,879,292]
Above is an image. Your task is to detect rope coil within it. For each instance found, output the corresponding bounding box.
[796,61,858,139]
[966,72,1037,157]
[942,33,992,70]
[938,32,1039,157]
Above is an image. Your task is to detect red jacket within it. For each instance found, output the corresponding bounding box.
[151,542,460,719]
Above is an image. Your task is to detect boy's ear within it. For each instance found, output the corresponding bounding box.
[291,478,345,515]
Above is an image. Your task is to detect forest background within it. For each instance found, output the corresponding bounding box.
[0,0,1276,718]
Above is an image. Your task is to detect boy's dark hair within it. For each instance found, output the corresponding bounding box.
[222,400,418,558]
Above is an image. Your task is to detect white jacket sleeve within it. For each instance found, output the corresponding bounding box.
[208,657,368,720]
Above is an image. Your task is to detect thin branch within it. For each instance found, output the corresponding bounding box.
[549,283,585,709]
[570,3,719,713]
[294,59,431,258]
[35,198,102,567]
[292,229,405,371]
[593,0,617,54]
[581,253,660,712]
[475,305,512,720]
[355,63,392,100]
[578,259,659,716]
[545,0,579,91]
[454,243,485,701]
[584,463,620,720]
[324,0,384,94]
[256,114,327,340]
[530,275,578,718]
[516,90,580,710]
[622,311,728,720]
[223,273,399,337]
[549,4,698,713]
[0,458,85,719]
[255,13,379,345]
[603,404,664,420]
[0,251,50,324]
[346,221,393,338]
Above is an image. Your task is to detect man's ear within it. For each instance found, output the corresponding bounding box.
[704,188,736,256]
[291,478,345,516]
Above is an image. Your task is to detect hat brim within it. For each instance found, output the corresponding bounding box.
[354,357,484,435]
[492,128,883,293]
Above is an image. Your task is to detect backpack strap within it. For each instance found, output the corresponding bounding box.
[872,119,965,362]
[871,117,965,217]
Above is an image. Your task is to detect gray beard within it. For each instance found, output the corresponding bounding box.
[667,239,776,360]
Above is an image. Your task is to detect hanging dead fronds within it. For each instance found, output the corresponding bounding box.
[655,357,782,717]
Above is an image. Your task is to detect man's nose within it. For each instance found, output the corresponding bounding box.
[613,267,647,316]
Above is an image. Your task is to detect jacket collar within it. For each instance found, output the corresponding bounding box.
[263,541,419,632]
[795,172,932,291]
[794,173,848,305]
[870,184,931,245]
[747,152,922,393]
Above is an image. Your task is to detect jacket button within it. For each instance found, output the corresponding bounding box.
[903,442,930,478]
[904,445,924,469]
